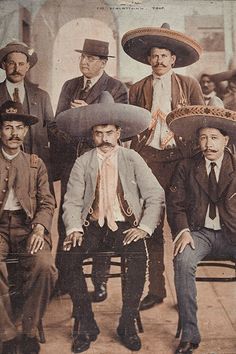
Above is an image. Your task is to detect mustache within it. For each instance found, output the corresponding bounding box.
[203,148,218,153]
[11,72,23,76]
[8,136,22,141]
[97,142,115,148]
[153,63,167,68]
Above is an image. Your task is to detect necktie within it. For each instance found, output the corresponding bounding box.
[13,87,21,103]
[208,162,218,219]
[80,79,91,100]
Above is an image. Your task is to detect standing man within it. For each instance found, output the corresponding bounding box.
[166,104,236,354]
[54,39,128,299]
[0,101,57,354]
[0,41,55,191]
[199,73,218,105]
[57,91,165,353]
[121,23,204,311]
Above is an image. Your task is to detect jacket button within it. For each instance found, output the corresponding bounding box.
[0,201,2,204]
[2,190,6,193]
[6,166,10,170]
[4,178,8,182]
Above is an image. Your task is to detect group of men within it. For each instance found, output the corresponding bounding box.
[0,22,235,354]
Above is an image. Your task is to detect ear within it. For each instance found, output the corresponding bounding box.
[171,54,176,67]
[147,56,152,65]
[224,135,229,146]
[25,61,30,72]
[23,126,29,137]
[117,127,121,140]
[2,61,6,70]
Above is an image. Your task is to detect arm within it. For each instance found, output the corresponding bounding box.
[189,77,205,105]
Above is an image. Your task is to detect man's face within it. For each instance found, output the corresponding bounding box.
[79,53,107,78]
[200,75,215,95]
[148,47,176,76]
[92,124,120,153]
[2,52,30,83]
[198,127,229,161]
[0,120,28,155]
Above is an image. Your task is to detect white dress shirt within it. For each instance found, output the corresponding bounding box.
[83,70,104,90]
[6,79,25,103]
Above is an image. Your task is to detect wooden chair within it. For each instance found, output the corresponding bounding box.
[6,255,46,343]
[176,256,236,338]
[72,251,144,336]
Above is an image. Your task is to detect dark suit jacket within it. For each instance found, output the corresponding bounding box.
[166,150,236,245]
[0,80,54,182]
[53,71,128,180]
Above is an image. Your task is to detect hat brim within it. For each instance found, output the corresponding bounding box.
[122,27,202,67]
[167,105,236,142]
[0,113,38,126]
[75,49,115,58]
[0,45,38,68]
[56,103,151,140]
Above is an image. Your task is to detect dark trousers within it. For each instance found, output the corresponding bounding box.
[56,161,110,291]
[65,221,147,333]
[0,210,57,341]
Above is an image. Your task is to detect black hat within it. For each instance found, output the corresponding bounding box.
[0,41,38,68]
[0,101,38,125]
[75,39,115,58]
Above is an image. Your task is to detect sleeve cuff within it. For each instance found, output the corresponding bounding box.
[138,224,152,237]
[66,227,84,236]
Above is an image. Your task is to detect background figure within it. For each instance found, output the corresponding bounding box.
[199,73,218,105]
[0,41,55,194]
[122,23,204,311]
[53,38,128,299]
[0,101,57,354]
[166,104,236,354]
[57,91,165,352]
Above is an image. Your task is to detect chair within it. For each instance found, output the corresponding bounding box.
[6,255,46,343]
[176,256,236,338]
[72,251,144,336]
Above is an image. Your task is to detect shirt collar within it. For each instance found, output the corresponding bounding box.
[6,79,25,91]
[2,148,20,161]
[83,70,104,88]
[153,69,173,82]
[205,153,224,170]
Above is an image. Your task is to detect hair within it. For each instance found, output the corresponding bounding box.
[92,124,120,131]
[200,73,215,84]
[196,127,228,137]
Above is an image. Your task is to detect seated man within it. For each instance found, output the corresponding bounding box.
[0,101,57,354]
[166,105,236,354]
[57,91,165,353]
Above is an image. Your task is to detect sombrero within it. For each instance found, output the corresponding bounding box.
[75,39,115,58]
[166,104,236,142]
[56,91,151,140]
[0,101,38,126]
[0,41,38,68]
[121,23,202,67]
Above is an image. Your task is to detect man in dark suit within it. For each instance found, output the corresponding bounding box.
[121,23,204,311]
[0,41,55,192]
[166,105,236,354]
[54,39,128,299]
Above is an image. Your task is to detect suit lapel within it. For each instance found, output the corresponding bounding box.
[87,149,99,192]
[218,152,236,197]
[24,80,37,115]
[0,81,11,103]
[85,72,109,104]
[141,76,153,111]
[194,156,209,196]
[171,73,181,109]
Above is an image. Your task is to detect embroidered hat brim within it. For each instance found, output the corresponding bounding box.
[121,27,202,67]
[0,101,38,125]
[56,91,151,140]
[0,42,38,68]
[166,105,236,142]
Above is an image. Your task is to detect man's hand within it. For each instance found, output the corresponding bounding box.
[70,100,88,108]
[123,228,147,245]
[27,224,45,254]
[174,230,195,257]
[63,231,83,251]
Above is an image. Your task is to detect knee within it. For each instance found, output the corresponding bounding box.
[174,250,197,276]
[34,254,58,282]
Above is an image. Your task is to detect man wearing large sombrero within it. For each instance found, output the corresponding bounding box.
[121,23,205,311]
[57,91,165,353]
[0,41,55,192]
[54,38,128,299]
[166,105,236,353]
[0,101,57,354]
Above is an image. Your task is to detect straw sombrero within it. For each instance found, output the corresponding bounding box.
[121,23,202,68]
[0,41,38,68]
[166,104,236,142]
[56,91,151,140]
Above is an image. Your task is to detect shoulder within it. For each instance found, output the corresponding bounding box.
[175,73,199,86]
[25,80,50,97]
[61,76,82,90]
[130,75,152,90]
[103,72,126,88]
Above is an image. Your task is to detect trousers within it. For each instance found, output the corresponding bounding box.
[64,221,147,333]
[0,210,57,341]
[174,228,236,344]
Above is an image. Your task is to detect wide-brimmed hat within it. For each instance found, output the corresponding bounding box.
[166,104,236,142]
[0,41,38,68]
[210,69,236,83]
[56,91,151,140]
[75,39,115,58]
[0,101,38,125]
[121,23,202,67]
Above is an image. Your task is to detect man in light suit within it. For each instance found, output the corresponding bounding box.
[54,39,128,300]
[0,41,55,192]
[56,91,165,353]
[122,23,204,311]
[166,105,236,353]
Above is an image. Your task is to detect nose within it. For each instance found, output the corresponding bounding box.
[102,134,109,142]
